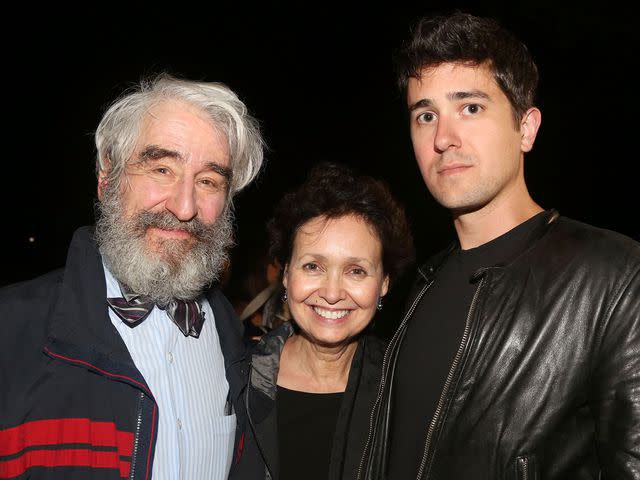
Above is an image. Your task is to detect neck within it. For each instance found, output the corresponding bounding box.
[276,334,357,393]
[453,181,543,250]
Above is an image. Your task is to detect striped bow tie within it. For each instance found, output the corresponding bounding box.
[106,284,205,338]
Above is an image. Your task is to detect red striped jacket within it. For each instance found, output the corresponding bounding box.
[0,227,251,479]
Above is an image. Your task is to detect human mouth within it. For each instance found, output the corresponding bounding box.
[147,226,192,239]
[438,163,471,175]
[313,306,350,320]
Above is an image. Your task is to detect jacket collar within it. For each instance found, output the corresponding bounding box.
[418,209,560,284]
[47,226,135,366]
[249,321,295,402]
[44,226,245,398]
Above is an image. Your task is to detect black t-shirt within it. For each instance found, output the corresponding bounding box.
[387,211,549,478]
[277,386,343,480]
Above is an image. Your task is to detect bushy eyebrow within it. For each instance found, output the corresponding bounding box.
[408,89,491,112]
[138,145,181,162]
[204,162,232,180]
[136,145,232,180]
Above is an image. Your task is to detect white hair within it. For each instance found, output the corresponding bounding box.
[94,72,265,203]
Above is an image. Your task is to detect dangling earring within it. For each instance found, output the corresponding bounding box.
[377,296,383,311]
[282,288,288,302]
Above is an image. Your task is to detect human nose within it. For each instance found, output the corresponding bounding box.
[318,273,346,304]
[433,116,460,153]
[165,178,197,221]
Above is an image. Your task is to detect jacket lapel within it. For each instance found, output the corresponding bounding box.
[45,226,150,393]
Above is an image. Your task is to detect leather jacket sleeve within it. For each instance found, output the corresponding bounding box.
[592,265,640,477]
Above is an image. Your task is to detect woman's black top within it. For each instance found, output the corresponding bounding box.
[277,386,343,480]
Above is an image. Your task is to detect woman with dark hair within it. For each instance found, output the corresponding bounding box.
[243,162,414,479]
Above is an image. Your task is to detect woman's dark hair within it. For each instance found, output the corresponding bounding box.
[267,162,414,284]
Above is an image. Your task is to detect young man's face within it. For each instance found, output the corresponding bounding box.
[407,62,538,216]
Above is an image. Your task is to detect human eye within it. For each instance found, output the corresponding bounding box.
[301,261,322,275]
[462,103,484,116]
[416,111,437,124]
[349,266,368,276]
[135,148,177,177]
[143,164,174,183]
[133,157,173,176]
[198,176,225,192]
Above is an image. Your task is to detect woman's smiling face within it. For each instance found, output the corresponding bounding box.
[283,214,389,347]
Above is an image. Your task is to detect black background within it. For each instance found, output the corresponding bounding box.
[4,2,636,308]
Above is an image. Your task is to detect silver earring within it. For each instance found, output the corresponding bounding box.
[282,288,288,302]
[377,297,383,311]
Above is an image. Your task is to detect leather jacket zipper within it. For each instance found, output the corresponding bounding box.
[519,457,529,480]
[416,275,486,479]
[516,455,535,480]
[356,281,431,480]
[129,391,145,480]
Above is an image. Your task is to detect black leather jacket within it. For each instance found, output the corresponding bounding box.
[358,212,640,479]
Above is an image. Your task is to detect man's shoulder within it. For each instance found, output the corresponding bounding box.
[550,216,640,262]
[0,267,64,344]
[0,225,97,307]
[0,268,64,308]
[521,215,640,290]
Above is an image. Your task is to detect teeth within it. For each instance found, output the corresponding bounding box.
[313,306,350,319]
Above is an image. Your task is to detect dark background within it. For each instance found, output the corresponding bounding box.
[3,3,636,317]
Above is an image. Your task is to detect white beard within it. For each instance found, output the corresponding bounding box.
[95,183,234,305]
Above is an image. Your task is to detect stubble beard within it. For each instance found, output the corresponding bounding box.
[425,152,487,215]
[95,182,234,305]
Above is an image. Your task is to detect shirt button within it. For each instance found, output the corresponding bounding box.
[177,418,182,430]
[167,352,174,363]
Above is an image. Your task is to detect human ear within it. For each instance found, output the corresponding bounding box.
[97,169,108,201]
[381,275,390,297]
[520,107,542,153]
[96,154,112,201]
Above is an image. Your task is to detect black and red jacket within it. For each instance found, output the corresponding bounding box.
[0,227,253,479]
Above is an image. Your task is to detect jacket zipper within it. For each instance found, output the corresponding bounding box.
[520,457,528,480]
[356,281,431,480]
[129,391,145,480]
[44,348,151,480]
[516,456,533,480]
[415,275,486,479]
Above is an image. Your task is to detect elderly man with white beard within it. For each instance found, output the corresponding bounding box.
[0,73,265,480]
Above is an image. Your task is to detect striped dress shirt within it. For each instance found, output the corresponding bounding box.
[104,265,235,479]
